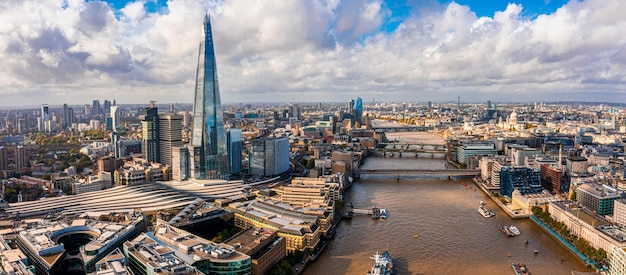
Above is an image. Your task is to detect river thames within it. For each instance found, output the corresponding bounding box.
[303,133,592,275]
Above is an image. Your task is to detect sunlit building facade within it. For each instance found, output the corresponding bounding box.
[190,15,230,180]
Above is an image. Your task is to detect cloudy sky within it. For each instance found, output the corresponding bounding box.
[1,0,625,107]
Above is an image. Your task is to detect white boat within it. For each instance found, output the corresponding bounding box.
[379,209,388,219]
[478,206,495,218]
[508,226,521,236]
[367,250,393,275]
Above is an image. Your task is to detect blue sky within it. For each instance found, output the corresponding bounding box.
[1,0,625,106]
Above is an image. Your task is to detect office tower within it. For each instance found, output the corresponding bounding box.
[288,105,300,120]
[84,104,91,116]
[353,97,363,126]
[110,105,121,158]
[67,107,74,128]
[427,101,432,111]
[41,104,49,121]
[249,137,289,177]
[172,146,189,181]
[140,104,160,163]
[103,100,111,115]
[0,146,7,171]
[499,167,542,197]
[93,100,101,115]
[190,15,230,180]
[110,106,120,131]
[62,104,69,128]
[457,96,460,108]
[169,104,174,113]
[227,128,242,175]
[17,119,26,134]
[159,114,183,166]
[15,145,28,173]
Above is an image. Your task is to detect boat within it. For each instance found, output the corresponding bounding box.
[508,226,521,236]
[480,201,486,205]
[379,209,388,219]
[500,226,512,237]
[367,250,393,275]
[413,234,419,239]
[478,205,495,218]
[511,263,529,275]
[533,249,539,254]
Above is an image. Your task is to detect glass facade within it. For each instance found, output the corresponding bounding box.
[191,15,230,179]
[499,167,542,197]
[354,97,363,125]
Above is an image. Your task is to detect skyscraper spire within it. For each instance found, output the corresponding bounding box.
[190,14,230,180]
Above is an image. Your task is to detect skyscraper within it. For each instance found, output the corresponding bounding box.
[190,15,229,180]
[62,104,69,128]
[227,128,242,175]
[15,145,28,173]
[0,146,7,171]
[159,114,183,166]
[41,104,49,121]
[110,106,122,158]
[353,97,363,126]
[140,104,160,163]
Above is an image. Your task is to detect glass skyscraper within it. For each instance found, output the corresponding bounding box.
[190,15,230,180]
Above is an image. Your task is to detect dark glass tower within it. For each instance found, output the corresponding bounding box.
[354,97,363,125]
[190,15,230,179]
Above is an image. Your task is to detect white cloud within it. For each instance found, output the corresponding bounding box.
[0,0,625,106]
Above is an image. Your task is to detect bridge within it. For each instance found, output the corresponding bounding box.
[372,126,434,132]
[369,143,448,156]
[355,169,480,177]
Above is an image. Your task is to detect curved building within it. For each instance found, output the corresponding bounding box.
[190,15,230,180]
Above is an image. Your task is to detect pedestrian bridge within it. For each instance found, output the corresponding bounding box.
[355,169,480,177]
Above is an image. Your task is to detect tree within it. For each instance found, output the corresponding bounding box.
[570,191,577,201]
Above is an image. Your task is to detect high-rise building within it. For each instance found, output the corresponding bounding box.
[249,137,290,177]
[103,100,111,115]
[288,105,300,120]
[67,107,74,129]
[0,146,7,171]
[159,114,183,166]
[499,167,542,197]
[15,145,28,173]
[93,100,101,115]
[227,128,242,175]
[110,106,120,131]
[40,104,49,121]
[172,146,189,181]
[140,104,160,163]
[62,104,69,128]
[190,15,230,180]
[353,97,363,126]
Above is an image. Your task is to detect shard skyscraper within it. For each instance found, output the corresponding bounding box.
[190,15,230,179]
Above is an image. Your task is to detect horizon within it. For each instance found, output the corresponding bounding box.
[1,0,626,106]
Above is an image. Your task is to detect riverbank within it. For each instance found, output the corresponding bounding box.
[474,178,529,219]
[530,215,597,268]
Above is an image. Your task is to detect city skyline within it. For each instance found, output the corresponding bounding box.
[1,0,626,107]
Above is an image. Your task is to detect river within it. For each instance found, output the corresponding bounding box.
[303,133,591,275]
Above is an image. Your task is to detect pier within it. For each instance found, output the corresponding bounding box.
[347,206,385,219]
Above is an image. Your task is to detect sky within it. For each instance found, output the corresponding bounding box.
[1,0,625,107]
